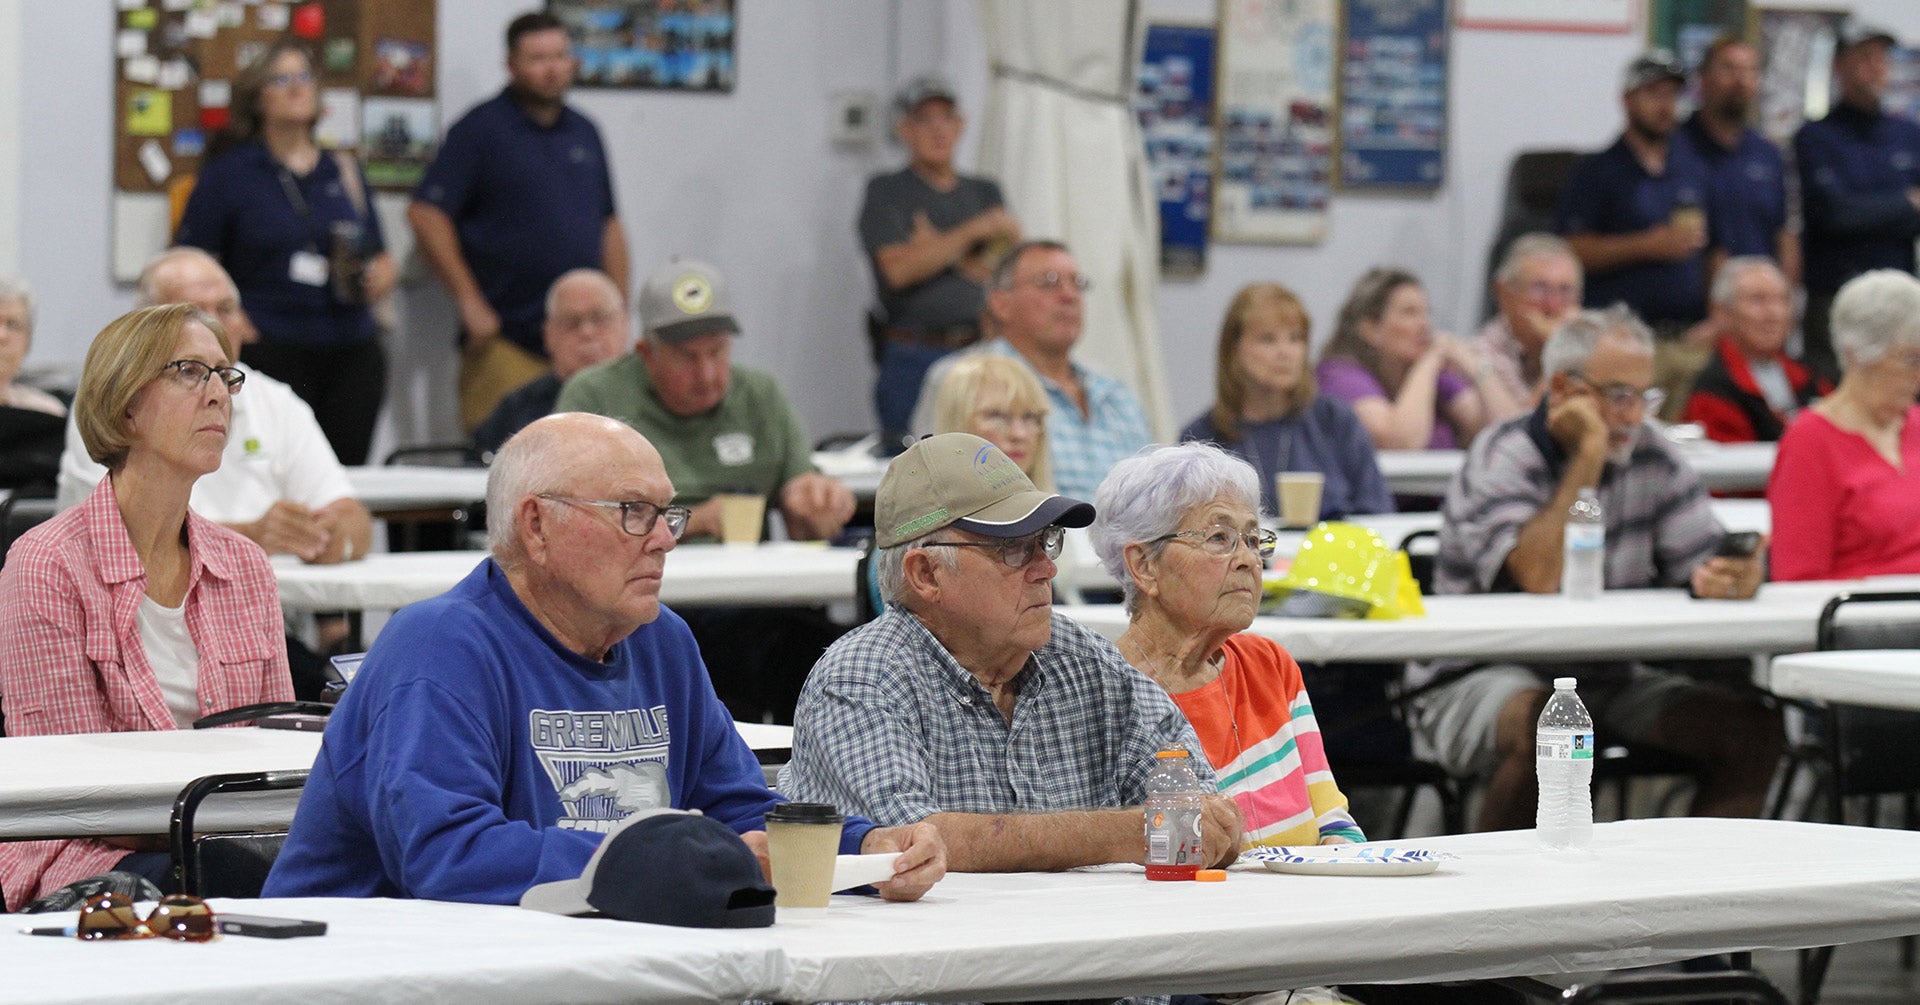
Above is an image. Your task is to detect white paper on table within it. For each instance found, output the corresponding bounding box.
[138,140,172,185]
[123,55,160,85]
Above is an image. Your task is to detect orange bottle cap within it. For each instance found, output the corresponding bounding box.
[1195,869,1227,882]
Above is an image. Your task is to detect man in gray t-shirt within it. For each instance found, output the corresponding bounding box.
[859,75,1021,440]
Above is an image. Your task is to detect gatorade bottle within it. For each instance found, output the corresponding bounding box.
[1144,748,1206,881]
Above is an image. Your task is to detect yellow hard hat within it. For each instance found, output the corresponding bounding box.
[1266,522,1425,620]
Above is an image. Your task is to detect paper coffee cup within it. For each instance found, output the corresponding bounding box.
[1276,471,1325,529]
[715,493,766,546]
[765,803,843,909]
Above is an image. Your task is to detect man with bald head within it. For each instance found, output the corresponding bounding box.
[267,413,945,904]
[472,269,629,455]
[61,247,372,567]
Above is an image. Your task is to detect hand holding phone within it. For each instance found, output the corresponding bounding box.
[1715,531,1763,559]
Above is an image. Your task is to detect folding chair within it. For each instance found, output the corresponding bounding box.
[1560,969,1787,1004]
[169,770,311,899]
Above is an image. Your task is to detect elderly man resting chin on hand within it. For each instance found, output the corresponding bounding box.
[264,412,943,905]
[780,432,1243,873]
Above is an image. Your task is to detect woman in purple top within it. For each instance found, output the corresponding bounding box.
[1180,283,1393,518]
[1315,268,1489,450]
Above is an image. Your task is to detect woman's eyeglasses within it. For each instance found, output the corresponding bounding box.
[76,893,218,942]
[160,359,246,394]
[1151,524,1278,560]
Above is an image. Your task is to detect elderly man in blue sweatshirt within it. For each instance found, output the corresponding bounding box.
[265,413,943,903]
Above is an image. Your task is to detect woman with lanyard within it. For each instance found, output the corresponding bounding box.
[176,39,395,465]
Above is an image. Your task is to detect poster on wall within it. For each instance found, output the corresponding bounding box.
[550,1,736,91]
[1213,0,1336,246]
[1455,0,1635,34]
[1649,0,1747,53]
[1753,7,1848,148]
[1136,23,1217,278]
[1339,0,1448,191]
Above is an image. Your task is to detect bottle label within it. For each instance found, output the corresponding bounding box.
[1537,731,1595,760]
[1565,524,1604,550]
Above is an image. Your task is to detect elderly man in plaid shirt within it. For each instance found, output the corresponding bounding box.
[1410,305,1781,833]
[781,433,1242,871]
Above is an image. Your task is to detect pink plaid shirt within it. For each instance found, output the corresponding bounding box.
[0,476,290,910]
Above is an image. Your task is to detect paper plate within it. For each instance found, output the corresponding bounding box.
[1241,844,1455,876]
[832,852,900,891]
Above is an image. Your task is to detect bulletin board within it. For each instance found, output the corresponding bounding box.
[109,0,436,280]
[1212,0,1337,246]
[1338,0,1449,191]
[1136,22,1217,278]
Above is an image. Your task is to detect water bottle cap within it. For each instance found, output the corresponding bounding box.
[1155,749,1190,759]
[1554,677,1578,689]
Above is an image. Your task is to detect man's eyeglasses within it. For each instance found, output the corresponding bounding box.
[538,495,691,540]
[1567,372,1664,413]
[552,309,621,333]
[160,359,246,394]
[1010,271,1091,294]
[1150,524,1278,560]
[266,70,315,88]
[75,893,217,942]
[920,525,1066,569]
[1517,280,1579,305]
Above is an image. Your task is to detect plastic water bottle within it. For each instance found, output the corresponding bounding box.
[1143,748,1206,881]
[1535,677,1595,850]
[1561,487,1605,601]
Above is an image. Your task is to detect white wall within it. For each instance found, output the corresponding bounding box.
[6,0,1920,446]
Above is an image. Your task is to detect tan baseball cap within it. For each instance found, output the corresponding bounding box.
[875,433,1093,548]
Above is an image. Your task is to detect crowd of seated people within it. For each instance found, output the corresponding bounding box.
[8,19,1920,993]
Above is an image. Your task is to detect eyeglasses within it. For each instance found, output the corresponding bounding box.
[920,525,1066,569]
[1517,280,1579,305]
[552,309,622,333]
[1151,524,1278,560]
[538,494,691,540]
[266,70,315,88]
[76,893,217,942]
[1567,372,1664,413]
[1009,271,1091,293]
[974,408,1046,431]
[160,359,246,394]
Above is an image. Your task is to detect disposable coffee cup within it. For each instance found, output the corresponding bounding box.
[1276,471,1325,529]
[715,492,766,546]
[765,802,843,909]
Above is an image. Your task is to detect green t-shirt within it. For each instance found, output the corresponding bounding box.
[555,354,816,507]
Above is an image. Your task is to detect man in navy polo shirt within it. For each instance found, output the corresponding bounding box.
[1557,50,1711,421]
[1678,36,1797,286]
[410,11,630,433]
[1795,18,1920,383]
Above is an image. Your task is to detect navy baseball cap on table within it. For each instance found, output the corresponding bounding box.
[519,808,775,929]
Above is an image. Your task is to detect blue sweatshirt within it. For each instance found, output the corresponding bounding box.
[265,559,872,903]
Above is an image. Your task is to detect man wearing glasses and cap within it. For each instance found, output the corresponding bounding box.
[266,413,945,905]
[1795,18,1920,383]
[860,74,1022,445]
[779,433,1243,872]
[1558,50,1714,421]
[1411,306,1780,835]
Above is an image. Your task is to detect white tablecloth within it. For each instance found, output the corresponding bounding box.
[344,466,491,513]
[0,728,320,839]
[0,723,797,840]
[273,543,860,614]
[7,819,1920,1002]
[1064,575,1920,664]
[1768,649,1920,710]
[1377,441,1775,496]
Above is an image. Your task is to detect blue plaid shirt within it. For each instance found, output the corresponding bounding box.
[779,607,1212,826]
[983,340,1153,500]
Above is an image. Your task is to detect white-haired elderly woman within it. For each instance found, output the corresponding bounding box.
[0,277,66,416]
[1092,443,1364,848]
[1769,269,1920,581]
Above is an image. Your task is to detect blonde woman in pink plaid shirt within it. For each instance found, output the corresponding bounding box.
[0,303,290,910]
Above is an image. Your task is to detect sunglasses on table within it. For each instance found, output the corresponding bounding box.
[58,893,219,942]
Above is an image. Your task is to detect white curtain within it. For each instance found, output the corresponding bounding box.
[974,0,1171,439]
